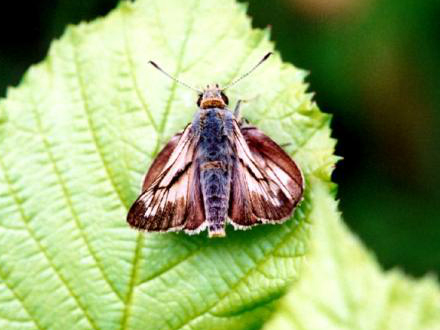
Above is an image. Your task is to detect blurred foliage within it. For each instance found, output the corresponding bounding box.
[0,0,439,277]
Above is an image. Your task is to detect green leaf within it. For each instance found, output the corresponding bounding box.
[264,179,440,330]
[0,0,336,329]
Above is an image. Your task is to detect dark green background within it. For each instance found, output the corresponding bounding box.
[1,0,439,277]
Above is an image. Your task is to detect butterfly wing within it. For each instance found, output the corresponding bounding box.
[228,122,304,228]
[142,132,182,191]
[127,124,205,233]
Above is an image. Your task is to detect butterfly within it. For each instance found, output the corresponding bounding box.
[127,52,304,237]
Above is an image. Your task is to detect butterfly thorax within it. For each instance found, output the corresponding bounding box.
[196,107,234,237]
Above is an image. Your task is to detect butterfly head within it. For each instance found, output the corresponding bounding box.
[197,84,229,109]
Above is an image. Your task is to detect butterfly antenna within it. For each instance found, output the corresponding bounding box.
[223,52,273,90]
[148,61,202,93]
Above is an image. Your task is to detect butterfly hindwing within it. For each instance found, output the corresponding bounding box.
[127,124,205,233]
[228,122,304,228]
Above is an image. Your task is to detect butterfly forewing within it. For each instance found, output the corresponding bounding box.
[142,132,182,190]
[127,124,205,233]
[241,126,303,199]
[228,122,304,228]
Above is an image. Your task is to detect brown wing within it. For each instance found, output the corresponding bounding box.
[142,132,182,191]
[228,122,304,228]
[127,124,206,233]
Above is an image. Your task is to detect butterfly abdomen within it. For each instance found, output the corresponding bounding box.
[198,109,232,237]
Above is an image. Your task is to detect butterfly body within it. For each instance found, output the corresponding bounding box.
[127,55,304,238]
[195,107,235,237]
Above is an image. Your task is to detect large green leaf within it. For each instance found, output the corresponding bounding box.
[264,179,440,330]
[0,0,336,329]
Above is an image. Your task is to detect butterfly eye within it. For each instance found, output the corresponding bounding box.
[196,94,203,107]
[220,91,229,105]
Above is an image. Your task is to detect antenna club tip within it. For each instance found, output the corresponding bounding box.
[148,60,159,69]
[263,52,273,60]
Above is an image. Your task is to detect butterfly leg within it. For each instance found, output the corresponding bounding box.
[234,104,252,129]
[233,100,243,120]
[233,96,259,123]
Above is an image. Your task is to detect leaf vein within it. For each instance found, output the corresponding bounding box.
[29,96,124,302]
[0,157,99,330]
[71,36,130,210]
[0,267,45,330]
[120,233,144,330]
[121,14,159,132]
[176,224,306,330]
